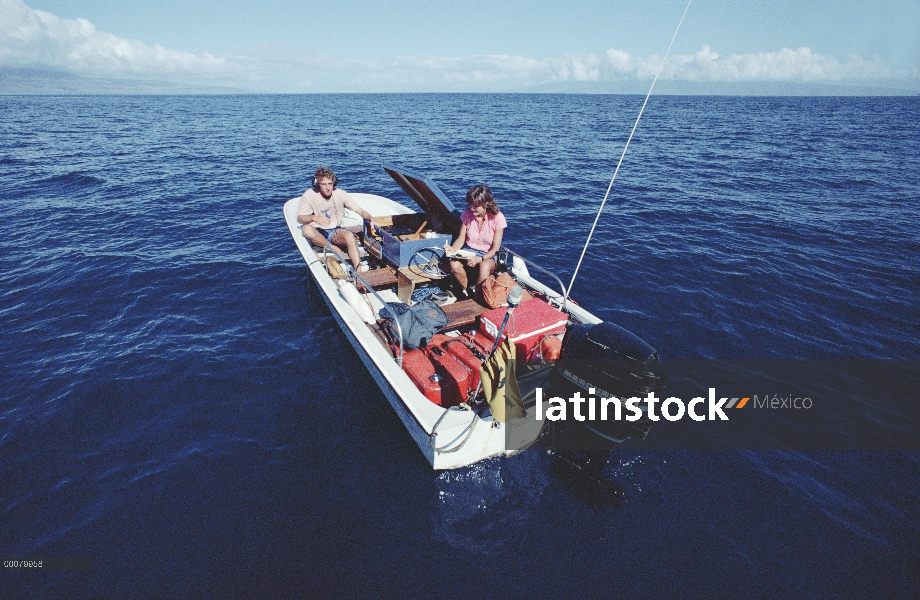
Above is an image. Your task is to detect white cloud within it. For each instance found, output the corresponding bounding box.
[248,44,902,92]
[373,45,897,88]
[655,45,894,82]
[0,0,242,80]
[1,0,913,92]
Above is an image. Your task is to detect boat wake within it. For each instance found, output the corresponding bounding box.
[432,452,549,556]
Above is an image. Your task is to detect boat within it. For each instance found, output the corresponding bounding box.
[284,166,664,469]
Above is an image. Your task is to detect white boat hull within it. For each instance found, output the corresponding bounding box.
[285,194,550,469]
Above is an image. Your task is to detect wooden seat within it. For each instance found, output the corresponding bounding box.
[357,266,398,289]
[396,266,440,304]
[440,299,487,331]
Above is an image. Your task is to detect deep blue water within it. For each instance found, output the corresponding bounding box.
[1,94,919,598]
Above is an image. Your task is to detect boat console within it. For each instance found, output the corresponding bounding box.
[363,213,452,268]
[360,167,461,272]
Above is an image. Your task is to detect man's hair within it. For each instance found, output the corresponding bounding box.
[465,184,499,215]
[314,166,336,183]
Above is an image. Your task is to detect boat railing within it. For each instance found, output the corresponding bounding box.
[501,246,569,312]
[321,246,406,367]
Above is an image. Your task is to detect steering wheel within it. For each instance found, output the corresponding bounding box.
[408,247,449,278]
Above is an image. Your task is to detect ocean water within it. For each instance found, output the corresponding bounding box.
[1,94,919,598]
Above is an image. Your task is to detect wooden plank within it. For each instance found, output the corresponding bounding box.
[357,267,398,289]
[398,265,438,285]
[440,299,487,330]
[396,270,413,303]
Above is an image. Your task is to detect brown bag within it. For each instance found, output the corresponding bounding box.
[478,273,533,308]
[479,272,516,308]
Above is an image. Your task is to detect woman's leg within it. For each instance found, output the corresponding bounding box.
[449,259,469,289]
[476,257,496,285]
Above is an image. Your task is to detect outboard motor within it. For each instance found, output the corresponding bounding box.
[548,321,666,446]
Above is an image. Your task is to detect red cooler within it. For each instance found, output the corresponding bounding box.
[479,298,568,359]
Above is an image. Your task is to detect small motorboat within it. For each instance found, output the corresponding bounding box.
[284,166,663,469]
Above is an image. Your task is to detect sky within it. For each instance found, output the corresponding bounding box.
[1,0,919,93]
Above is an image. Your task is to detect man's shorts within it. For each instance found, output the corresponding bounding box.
[315,226,341,242]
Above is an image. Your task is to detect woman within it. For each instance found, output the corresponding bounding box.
[443,184,507,299]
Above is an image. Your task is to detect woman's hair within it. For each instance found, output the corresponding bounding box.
[465,184,499,216]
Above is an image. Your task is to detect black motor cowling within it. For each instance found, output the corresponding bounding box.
[561,321,657,360]
[552,321,665,398]
[546,322,665,466]
[545,321,665,446]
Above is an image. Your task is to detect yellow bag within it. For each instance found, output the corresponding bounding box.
[479,336,525,422]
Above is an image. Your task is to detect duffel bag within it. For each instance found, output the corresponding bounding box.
[380,300,449,349]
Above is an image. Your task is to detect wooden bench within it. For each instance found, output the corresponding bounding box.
[440,299,486,330]
[323,254,397,288]
[396,265,440,304]
[372,299,487,358]
[357,267,398,289]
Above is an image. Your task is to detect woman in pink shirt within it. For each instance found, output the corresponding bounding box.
[443,184,507,298]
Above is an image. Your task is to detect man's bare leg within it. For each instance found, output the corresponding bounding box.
[331,229,362,270]
[301,224,335,250]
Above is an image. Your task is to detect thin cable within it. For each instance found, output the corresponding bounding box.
[567,0,692,295]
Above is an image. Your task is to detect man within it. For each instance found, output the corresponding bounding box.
[298,166,378,272]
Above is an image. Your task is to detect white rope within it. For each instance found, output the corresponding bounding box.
[567,0,693,295]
